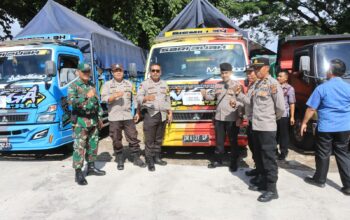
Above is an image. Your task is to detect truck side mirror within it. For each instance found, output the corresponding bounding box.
[45,61,57,77]
[128,63,137,78]
[299,56,310,73]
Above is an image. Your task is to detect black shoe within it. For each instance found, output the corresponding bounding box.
[277,153,287,161]
[250,174,263,185]
[132,153,146,168]
[341,187,350,195]
[87,162,106,176]
[146,157,155,172]
[154,153,167,166]
[116,153,124,170]
[75,169,88,185]
[245,169,259,177]
[229,160,238,172]
[248,183,267,192]
[304,177,325,188]
[208,160,223,169]
[257,191,279,202]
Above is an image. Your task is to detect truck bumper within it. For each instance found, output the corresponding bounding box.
[162,122,248,147]
[0,123,73,151]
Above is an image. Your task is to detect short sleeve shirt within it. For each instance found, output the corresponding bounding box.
[306,77,350,132]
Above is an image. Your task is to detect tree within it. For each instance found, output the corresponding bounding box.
[215,0,350,44]
[0,0,349,47]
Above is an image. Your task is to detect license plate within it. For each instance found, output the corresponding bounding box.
[183,134,209,143]
[0,142,12,150]
[182,92,203,105]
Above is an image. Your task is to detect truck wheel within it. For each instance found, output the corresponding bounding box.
[291,118,315,151]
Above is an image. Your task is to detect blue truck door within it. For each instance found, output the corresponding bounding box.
[57,54,81,130]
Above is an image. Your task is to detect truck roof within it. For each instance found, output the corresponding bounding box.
[0,39,78,49]
[280,34,350,44]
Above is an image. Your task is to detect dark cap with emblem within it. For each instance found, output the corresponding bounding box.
[220,63,232,71]
[78,62,91,72]
[251,57,270,68]
[111,63,123,71]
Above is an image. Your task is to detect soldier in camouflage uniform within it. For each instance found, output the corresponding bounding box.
[68,62,106,186]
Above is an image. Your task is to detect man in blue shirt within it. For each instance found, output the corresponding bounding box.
[301,59,350,196]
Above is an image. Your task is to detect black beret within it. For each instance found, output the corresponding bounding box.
[220,63,232,71]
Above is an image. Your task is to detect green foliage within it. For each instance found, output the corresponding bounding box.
[0,0,349,47]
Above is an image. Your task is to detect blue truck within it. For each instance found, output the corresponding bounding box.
[0,34,144,153]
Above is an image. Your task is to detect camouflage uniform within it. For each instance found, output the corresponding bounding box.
[68,78,103,169]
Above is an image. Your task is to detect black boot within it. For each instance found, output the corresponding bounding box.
[229,158,238,172]
[250,174,263,185]
[146,156,155,172]
[116,153,124,170]
[154,152,167,166]
[208,154,223,169]
[87,162,106,176]
[75,169,88,185]
[245,169,259,176]
[132,152,146,168]
[257,191,279,202]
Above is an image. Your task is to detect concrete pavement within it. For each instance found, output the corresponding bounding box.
[0,160,349,220]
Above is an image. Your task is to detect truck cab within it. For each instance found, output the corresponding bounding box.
[146,28,249,147]
[278,35,350,149]
[0,34,105,152]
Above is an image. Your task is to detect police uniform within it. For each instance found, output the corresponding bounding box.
[251,73,285,199]
[203,63,243,171]
[237,78,261,177]
[68,63,106,185]
[136,77,171,169]
[101,64,146,170]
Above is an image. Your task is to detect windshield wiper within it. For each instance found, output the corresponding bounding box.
[4,78,45,89]
[163,74,196,80]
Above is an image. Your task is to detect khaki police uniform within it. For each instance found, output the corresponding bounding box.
[251,75,285,193]
[237,80,260,173]
[136,78,171,158]
[204,79,243,166]
[101,78,141,155]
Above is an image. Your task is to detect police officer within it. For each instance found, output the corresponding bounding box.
[68,62,106,186]
[243,58,285,202]
[101,64,146,170]
[301,59,350,196]
[276,71,296,160]
[237,65,262,182]
[137,63,172,171]
[201,63,242,172]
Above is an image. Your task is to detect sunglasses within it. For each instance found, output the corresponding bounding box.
[82,70,91,74]
[151,69,160,73]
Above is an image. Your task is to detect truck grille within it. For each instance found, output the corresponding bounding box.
[173,111,215,121]
[0,114,28,123]
[0,129,29,136]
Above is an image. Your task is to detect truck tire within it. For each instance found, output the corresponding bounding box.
[291,117,315,151]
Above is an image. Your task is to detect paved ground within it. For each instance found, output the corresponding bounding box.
[0,161,349,220]
[0,124,349,220]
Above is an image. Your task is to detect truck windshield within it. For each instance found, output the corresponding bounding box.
[0,49,52,84]
[149,44,246,80]
[317,42,350,78]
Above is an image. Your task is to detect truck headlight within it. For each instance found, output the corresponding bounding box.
[32,129,49,140]
[37,113,56,122]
